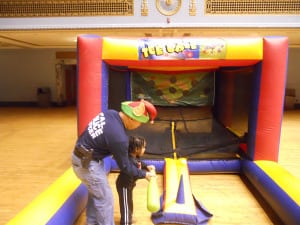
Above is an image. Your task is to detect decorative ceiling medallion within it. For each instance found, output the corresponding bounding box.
[156,0,182,16]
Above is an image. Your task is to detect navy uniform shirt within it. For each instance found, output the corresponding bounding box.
[76,109,146,179]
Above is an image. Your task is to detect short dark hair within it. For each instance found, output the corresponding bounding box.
[128,136,146,154]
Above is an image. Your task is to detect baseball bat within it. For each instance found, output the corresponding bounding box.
[147,176,160,212]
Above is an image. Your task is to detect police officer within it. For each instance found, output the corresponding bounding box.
[72,100,157,225]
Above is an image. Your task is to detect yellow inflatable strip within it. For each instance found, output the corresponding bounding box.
[255,160,300,205]
[102,37,139,60]
[6,168,81,225]
[225,38,263,59]
[164,158,196,215]
[171,121,177,159]
[102,37,263,60]
[164,158,178,209]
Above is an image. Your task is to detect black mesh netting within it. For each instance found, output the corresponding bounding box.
[127,106,241,160]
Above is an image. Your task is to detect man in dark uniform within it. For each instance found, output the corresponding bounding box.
[71,100,157,225]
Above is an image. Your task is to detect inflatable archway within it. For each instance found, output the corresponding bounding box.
[73,36,299,225]
[77,36,287,162]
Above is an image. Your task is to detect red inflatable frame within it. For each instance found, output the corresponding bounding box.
[77,35,288,162]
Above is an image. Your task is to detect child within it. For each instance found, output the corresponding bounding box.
[116,135,155,225]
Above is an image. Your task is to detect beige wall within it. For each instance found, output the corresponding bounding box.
[0,47,299,105]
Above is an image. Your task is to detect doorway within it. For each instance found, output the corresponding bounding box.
[65,65,77,106]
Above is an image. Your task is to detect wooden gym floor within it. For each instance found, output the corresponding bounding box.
[0,106,299,225]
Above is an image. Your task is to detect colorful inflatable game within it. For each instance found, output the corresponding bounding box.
[74,35,299,225]
[7,36,300,225]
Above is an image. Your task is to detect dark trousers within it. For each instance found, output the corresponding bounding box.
[116,181,135,225]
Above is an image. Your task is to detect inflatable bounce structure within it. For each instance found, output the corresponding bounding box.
[7,36,300,225]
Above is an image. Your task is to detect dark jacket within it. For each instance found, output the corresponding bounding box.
[117,156,148,188]
[75,110,146,179]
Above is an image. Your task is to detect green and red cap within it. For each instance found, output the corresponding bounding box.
[121,100,157,124]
